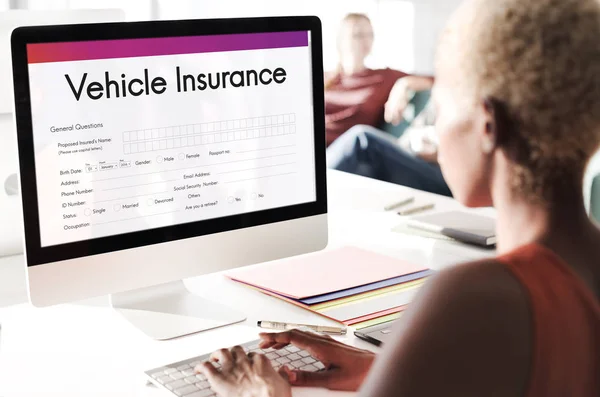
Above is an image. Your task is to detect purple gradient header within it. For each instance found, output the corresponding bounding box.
[27,31,308,64]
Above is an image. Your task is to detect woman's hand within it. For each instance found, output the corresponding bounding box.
[195,346,292,397]
[259,329,376,391]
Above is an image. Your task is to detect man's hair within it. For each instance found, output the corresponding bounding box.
[446,0,600,203]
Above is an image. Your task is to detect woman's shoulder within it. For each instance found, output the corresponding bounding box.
[379,259,532,395]
[423,258,529,318]
[403,258,532,356]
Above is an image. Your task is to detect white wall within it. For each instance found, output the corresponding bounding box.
[156,0,416,73]
[10,0,462,75]
[410,0,463,74]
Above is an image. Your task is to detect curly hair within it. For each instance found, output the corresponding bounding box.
[443,0,600,203]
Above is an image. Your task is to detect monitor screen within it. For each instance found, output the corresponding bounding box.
[25,31,317,247]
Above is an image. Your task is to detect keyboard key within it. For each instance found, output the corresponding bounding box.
[175,384,199,396]
[196,374,207,382]
[164,368,178,375]
[286,353,301,361]
[177,364,191,371]
[190,361,202,368]
[166,379,188,390]
[300,364,319,372]
[170,372,186,380]
[156,375,172,384]
[290,360,305,368]
[276,357,291,365]
[301,357,316,365]
[150,370,167,379]
[248,344,259,350]
[182,369,195,376]
[286,345,300,353]
[266,352,279,360]
[196,381,210,389]
[298,350,311,358]
[186,390,215,397]
[315,361,325,370]
[185,376,198,384]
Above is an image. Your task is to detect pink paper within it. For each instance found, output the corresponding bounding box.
[227,247,427,299]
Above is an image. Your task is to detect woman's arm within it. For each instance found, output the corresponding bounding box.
[358,261,531,397]
[385,76,434,125]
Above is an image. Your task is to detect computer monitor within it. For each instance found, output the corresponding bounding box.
[0,10,125,257]
[11,17,327,339]
[0,9,125,114]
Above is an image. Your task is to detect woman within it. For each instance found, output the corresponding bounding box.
[197,0,600,395]
[323,13,433,146]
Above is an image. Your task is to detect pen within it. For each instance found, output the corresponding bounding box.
[398,203,435,216]
[257,321,347,335]
[384,197,414,211]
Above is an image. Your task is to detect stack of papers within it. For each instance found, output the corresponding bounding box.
[227,247,433,326]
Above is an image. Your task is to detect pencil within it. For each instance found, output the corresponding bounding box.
[398,203,435,216]
[384,197,414,211]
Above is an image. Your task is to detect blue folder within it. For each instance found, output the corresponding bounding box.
[299,269,434,305]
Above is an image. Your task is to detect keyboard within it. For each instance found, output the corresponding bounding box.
[145,338,325,397]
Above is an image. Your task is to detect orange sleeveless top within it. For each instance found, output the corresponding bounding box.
[497,244,600,397]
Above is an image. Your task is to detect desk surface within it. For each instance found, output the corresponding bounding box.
[0,170,495,397]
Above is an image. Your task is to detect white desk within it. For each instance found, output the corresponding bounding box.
[0,170,495,397]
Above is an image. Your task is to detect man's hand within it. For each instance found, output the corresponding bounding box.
[385,78,412,126]
[410,129,439,163]
[385,75,435,126]
[259,329,376,391]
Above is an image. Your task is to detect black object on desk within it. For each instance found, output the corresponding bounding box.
[354,320,397,347]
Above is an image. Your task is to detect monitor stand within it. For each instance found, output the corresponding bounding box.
[110,280,246,340]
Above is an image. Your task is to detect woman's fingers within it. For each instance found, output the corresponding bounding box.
[195,361,223,384]
[231,345,251,369]
[286,368,336,388]
[250,352,271,370]
[210,348,234,370]
[259,329,338,361]
[230,346,246,361]
[259,329,323,349]
[278,365,292,381]
[269,343,291,350]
